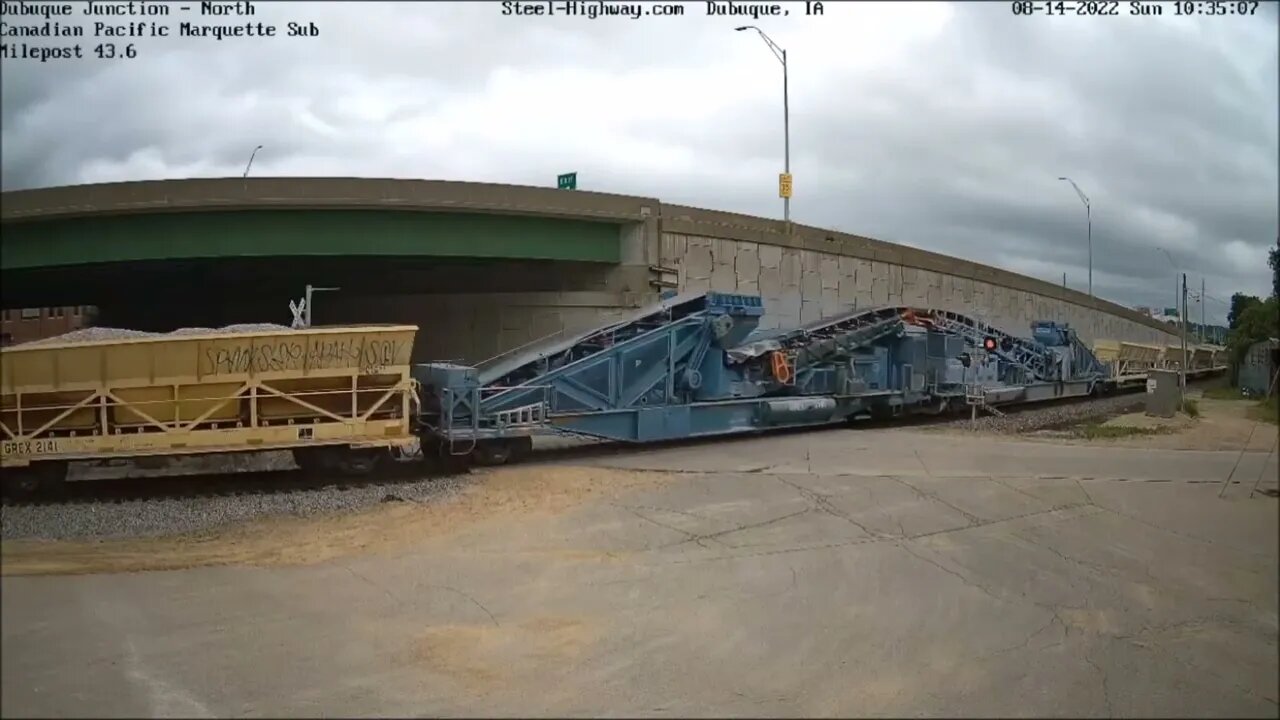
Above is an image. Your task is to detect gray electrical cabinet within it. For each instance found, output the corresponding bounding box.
[1145,369,1180,418]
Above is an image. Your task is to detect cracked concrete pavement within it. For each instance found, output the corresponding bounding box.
[2,427,1277,718]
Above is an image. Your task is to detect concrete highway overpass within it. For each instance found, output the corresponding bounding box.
[1,177,1183,362]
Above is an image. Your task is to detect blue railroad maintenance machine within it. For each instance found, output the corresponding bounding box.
[412,292,1110,465]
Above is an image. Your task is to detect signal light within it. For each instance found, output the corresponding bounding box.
[1000,337,1014,352]
[983,337,997,351]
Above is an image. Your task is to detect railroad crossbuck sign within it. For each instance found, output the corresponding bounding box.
[778,173,793,199]
[289,298,307,329]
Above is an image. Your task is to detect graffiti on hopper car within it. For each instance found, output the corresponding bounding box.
[203,338,406,376]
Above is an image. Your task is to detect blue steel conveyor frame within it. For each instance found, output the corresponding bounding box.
[412,292,1110,462]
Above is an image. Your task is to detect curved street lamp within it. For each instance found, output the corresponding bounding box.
[244,145,263,179]
[736,26,790,227]
[1057,176,1092,297]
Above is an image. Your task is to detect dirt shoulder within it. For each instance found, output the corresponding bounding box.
[1021,397,1278,452]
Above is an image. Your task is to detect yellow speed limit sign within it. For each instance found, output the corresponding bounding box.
[778,173,793,199]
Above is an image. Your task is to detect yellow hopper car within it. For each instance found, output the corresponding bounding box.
[1,324,419,495]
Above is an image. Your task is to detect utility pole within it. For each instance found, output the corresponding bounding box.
[1200,277,1205,343]
[1180,273,1188,395]
[303,284,340,328]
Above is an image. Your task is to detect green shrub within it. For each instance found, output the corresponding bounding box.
[1249,399,1278,425]
[1182,398,1200,417]
[1074,424,1174,440]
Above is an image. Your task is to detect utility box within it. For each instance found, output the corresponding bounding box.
[1145,369,1180,418]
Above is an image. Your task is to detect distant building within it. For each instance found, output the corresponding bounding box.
[0,306,97,347]
[1237,338,1279,396]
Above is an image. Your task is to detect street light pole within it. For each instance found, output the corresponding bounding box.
[243,144,263,179]
[736,25,790,229]
[782,46,789,229]
[1057,177,1091,297]
[1200,277,1205,343]
[1159,247,1178,313]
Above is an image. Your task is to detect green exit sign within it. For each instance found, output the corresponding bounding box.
[557,172,577,190]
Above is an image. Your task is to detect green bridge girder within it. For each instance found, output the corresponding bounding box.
[1,209,623,270]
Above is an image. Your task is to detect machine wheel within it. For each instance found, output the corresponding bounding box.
[470,437,533,467]
[869,404,896,422]
[3,461,68,501]
[508,436,533,462]
[471,440,515,466]
[418,437,473,473]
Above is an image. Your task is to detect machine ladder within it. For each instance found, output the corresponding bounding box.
[964,383,1005,426]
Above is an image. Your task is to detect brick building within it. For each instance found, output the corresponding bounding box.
[0,306,96,346]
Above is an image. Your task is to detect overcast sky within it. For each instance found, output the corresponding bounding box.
[2,1,1276,322]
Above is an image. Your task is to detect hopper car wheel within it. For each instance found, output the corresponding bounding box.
[333,449,386,477]
[3,461,68,501]
[293,447,387,478]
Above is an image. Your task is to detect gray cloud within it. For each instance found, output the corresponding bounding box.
[1,0,1275,322]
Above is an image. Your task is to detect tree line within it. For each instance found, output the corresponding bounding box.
[1224,238,1280,385]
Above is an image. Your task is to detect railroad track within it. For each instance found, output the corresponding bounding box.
[1,381,1206,509]
[0,459,451,508]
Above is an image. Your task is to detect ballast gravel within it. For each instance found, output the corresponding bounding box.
[1,469,473,542]
[933,392,1149,434]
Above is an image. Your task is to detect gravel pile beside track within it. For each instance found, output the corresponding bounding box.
[1,471,472,542]
[932,393,1149,434]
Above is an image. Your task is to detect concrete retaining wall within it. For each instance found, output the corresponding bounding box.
[660,205,1184,346]
[359,205,1188,364]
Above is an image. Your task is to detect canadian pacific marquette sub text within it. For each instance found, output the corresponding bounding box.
[0,0,319,60]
